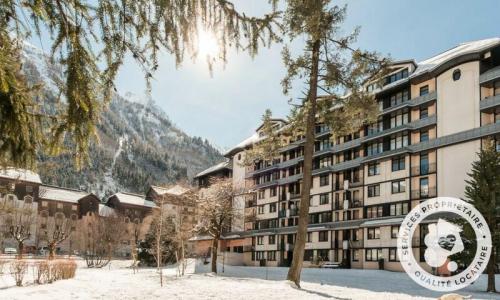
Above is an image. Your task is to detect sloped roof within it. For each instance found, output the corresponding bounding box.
[39,185,93,203]
[98,203,116,217]
[150,185,192,196]
[0,168,41,184]
[109,192,157,208]
[194,161,232,179]
[412,37,500,77]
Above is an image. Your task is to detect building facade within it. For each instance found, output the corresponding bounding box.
[195,38,500,271]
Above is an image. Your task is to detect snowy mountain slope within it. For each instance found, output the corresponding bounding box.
[20,42,223,198]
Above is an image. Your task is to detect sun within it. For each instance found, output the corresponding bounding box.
[197,29,219,58]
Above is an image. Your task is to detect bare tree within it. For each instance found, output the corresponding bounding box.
[38,211,77,259]
[77,213,127,268]
[0,195,37,259]
[195,178,242,274]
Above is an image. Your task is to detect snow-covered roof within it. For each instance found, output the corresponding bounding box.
[39,185,92,203]
[194,161,232,179]
[0,168,41,184]
[99,204,116,217]
[224,132,263,157]
[412,37,500,77]
[109,192,157,208]
[188,235,213,241]
[150,185,192,196]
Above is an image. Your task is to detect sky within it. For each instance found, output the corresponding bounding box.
[110,0,500,151]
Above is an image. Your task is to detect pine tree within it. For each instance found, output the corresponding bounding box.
[464,141,500,293]
[0,0,281,170]
[246,1,389,287]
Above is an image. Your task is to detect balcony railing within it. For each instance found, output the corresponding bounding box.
[349,240,364,249]
[289,208,298,217]
[411,187,437,200]
[410,163,437,176]
[278,210,287,218]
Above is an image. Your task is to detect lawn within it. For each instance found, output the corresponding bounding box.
[0,259,499,299]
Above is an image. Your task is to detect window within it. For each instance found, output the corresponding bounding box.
[307,232,312,243]
[303,250,314,261]
[390,202,409,216]
[353,249,360,261]
[257,236,264,245]
[367,205,383,218]
[258,206,264,214]
[419,85,429,96]
[391,180,406,194]
[420,107,428,119]
[420,177,429,197]
[391,226,400,239]
[319,231,329,242]
[269,203,277,213]
[366,248,382,261]
[420,153,429,175]
[25,185,33,193]
[391,156,405,171]
[23,195,33,204]
[367,228,380,240]
[420,130,429,142]
[267,251,276,261]
[389,248,399,261]
[390,110,409,128]
[268,235,276,244]
[258,190,265,200]
[367,184,380,197]
[320,174,329,186]
[453,69,461,81]
[270,187,277,197]
[233,246,243,253]
[72,204,77,211]
[385,68,409,85]
[390,132,409,150]
[319,193,329,205]
[368,163,380,176]
[57,203,63,209]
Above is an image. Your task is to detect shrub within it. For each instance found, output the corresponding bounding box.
[10,260,28,286]
[32,259,77,284]
[0,260,7,276]
[33,261,50,284]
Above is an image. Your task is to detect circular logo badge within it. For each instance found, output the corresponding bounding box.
[397,197,492,292]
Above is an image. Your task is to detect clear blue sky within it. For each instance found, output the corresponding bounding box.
[112,0,500,151]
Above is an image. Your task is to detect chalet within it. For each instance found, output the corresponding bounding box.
[193,160,232,188]
[105,192,157,222]
[38,185,100,219]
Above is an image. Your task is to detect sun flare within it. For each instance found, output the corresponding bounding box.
[197,29,219,58]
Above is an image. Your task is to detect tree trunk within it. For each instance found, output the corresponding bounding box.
[211,237,219,273]
[487,191,496,292]
[286,38,321,288]
[48,243,56,260]
[17,241,24,260]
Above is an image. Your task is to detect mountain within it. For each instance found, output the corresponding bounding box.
[20,42,223,198]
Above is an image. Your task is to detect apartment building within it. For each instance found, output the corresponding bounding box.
[195,38,500,271]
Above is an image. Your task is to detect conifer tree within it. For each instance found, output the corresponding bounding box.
[246,1,389,287]
[0,0,281,170]
[464,141,500,293]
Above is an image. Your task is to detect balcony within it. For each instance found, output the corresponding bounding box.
[245,200,256,208]
[351,200,363,208]
[349,240,364,249]
[380,91,437,116]
[480,94,500,111]
[480,65,500,85]
[289,208,299,217]
[411,187,437,200]
[410,163,437,176]
[278,210,287,218]
[243,245,255,252]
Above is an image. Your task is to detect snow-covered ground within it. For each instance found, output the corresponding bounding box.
[0,259,499,300]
